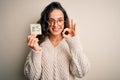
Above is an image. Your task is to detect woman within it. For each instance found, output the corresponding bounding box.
[24,2,90,80]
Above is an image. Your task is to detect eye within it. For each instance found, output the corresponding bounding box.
[49,19,54,23]
[58,19,64,22]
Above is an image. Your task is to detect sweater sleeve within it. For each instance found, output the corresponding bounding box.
[66,36,90,78]
[24,49,42,80]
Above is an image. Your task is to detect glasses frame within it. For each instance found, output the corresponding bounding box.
[47,18,65,26]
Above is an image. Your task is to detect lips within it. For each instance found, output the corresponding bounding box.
[52,27,60,32]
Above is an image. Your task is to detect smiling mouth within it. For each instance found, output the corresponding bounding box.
[52,27,60,32]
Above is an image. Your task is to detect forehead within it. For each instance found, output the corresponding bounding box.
[49,9,64,18]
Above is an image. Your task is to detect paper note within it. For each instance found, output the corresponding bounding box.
[30,24,42,35]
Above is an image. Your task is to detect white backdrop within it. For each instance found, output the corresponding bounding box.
[0,0,120,80]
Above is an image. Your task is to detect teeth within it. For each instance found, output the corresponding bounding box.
[53,28,59,29]
[53,28,59,31]
[54,28,57,29]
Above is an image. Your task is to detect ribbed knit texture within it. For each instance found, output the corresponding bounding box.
[24,36,90,80]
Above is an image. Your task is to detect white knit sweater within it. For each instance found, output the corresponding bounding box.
[24,36,90,80]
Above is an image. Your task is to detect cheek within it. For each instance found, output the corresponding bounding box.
[48,26,53,33]
[62,25,64,30]
[48,26,52,30]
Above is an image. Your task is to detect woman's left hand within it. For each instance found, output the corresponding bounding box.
[62,19,76,38]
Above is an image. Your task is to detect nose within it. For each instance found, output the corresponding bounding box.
[54,20,58,27]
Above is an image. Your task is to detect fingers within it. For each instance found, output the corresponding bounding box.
[74,23,76,34]
[63,19,77,38]
[62,28,71,38]
[27,34,37,42]
[27,34,38,48]
[69,19,76,34]
[62,28,70,34]
[30,38,38,47]
[71,19,74,29]
[69,19,76,30]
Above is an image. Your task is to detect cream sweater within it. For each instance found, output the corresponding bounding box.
[24,36,90,80]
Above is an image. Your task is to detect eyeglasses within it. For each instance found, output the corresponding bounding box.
[48,18,64,26]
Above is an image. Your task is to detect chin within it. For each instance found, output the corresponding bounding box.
[52,32,61,36]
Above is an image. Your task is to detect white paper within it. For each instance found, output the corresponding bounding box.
[30,24,42,35]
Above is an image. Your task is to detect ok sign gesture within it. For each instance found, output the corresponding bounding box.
[62,19,76,38]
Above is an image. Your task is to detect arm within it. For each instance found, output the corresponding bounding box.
[24,49,42,80]
[66,36,90,78]
[63,19,90,78]
[24,34,42,80]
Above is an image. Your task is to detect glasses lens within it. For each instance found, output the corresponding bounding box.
[48,18,64,26]
[57,20,64,25]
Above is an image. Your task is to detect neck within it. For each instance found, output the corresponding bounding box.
[49,34,63,47]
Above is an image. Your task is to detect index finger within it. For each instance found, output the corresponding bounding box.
[28,34,37,40]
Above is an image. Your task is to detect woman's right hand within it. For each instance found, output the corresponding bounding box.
[27,34,41,51]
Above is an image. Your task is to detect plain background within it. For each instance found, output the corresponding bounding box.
[0,0,120,80]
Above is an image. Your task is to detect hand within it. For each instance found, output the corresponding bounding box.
[27,34,41,51]
[62,19,76,38]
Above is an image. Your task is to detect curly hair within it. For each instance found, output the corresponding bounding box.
[37,2,69,44]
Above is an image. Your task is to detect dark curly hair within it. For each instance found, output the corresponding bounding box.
[37,2,69,44]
